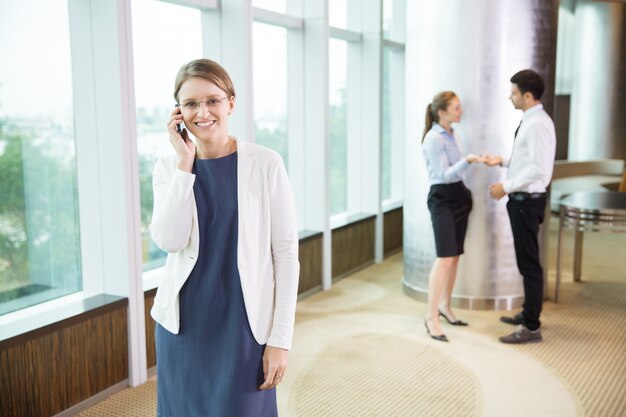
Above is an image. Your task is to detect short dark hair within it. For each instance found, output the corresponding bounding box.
[510,69,545,100]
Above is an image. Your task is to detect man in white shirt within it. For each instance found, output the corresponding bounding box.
[484,69,556,344]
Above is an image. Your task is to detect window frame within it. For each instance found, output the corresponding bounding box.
[381,0,405,210]
[1,0,408,393]
[381,39,405,209]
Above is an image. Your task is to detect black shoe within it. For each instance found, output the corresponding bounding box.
[500,312,524,325]
[499,325,543,344]
[424,319,448,342]
[439,310,468,326]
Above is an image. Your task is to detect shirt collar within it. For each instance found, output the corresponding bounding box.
[433,123,454,136]
[522,103,543,121]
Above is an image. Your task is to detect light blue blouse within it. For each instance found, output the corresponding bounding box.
[421,123,469,186]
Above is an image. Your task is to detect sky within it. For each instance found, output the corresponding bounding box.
[0,0,73,120]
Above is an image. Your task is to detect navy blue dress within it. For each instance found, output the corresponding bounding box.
[156,152,277,417]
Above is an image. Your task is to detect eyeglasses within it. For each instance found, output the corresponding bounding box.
[178,97,229,112]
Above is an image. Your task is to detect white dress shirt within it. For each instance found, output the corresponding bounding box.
[502,104,556,194]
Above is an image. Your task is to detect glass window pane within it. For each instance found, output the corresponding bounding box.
[381,47,392,201]
[329,0,347,29]
[329,39,348,215]
[381,46,404,203]
[252,0,286,14]
[383,0,405,42]
[131,0,202,271]
[383,0,393,39]
[0,0,82,314]
[253,22,288,164]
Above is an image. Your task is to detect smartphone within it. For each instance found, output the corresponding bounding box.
[175,104,184,134]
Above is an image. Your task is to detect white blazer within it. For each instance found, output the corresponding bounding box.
[150,138,300,350]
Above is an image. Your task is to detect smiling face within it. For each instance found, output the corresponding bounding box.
[438,96,463,125]
[177,77,234,144]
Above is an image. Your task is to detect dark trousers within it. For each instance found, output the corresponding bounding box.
[506,195,546,331]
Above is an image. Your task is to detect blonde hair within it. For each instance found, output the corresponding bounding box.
[422,91,457,142]
[173,59,236,102]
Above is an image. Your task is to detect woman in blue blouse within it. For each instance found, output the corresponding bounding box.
[422,91,482,342]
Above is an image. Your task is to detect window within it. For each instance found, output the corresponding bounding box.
[252,0,287,14]
[251,2,304,230]
[381,45,404,203]
[252,22,288,164]
[383,0,405,43]
[383,0,393,38]
[329,38,348,215]
[382,0,405,206]
[131,0,203,271]
[0,0,82,315]
[381,47,392,201]
[329,0,348,29]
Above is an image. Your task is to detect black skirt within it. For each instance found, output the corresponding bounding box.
[427,181,473,257]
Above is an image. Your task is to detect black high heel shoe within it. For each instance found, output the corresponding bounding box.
[439,310,468,326]
[424,319,449,342]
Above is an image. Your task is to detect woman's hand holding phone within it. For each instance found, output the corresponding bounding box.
[169,105,195,172]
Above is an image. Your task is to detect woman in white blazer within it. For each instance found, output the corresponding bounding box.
[150,59,299,417]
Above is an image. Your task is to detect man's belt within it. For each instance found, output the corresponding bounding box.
[509,192,546,201]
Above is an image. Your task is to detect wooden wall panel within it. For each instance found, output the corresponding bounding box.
[298,235,323,294]
[384,207,403,256]
[144,289,157,369]
[0,305,128,417]
[332,217,376,278]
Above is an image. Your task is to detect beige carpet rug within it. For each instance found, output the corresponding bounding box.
[77,216,626,417]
